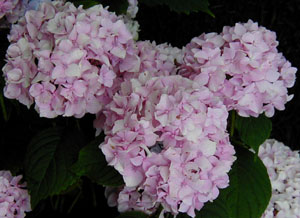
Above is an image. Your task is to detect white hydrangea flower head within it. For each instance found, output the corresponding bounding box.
[259,139,300,218]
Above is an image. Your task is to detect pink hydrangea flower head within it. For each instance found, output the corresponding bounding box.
[99,75,235,217]
[180,20,297,117]
[0,170,31,218]
[3,0,139,118]
[259,139,300,218]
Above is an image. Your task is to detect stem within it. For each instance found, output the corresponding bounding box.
[67,189,82,214]
[76,119,81,131]
[54,196,60,211]
[230,138,249,149]
[148,204,163,218]
[59,196,65,213]
[0,92,8,121]
[90,182,97,208]
[230,110,236,137]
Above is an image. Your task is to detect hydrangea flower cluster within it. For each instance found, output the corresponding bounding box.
[0,170,31,217]
[0,0,28,23]
[3,0,139,117]
[180,19,297,117]
[100,74,236,217]
[258,139,300,218]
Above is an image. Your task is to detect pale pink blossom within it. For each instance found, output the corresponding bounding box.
[259,140,300,218]
[180,20,297,117]
[3,1,138,118]
[0,170,31,218]
[100,75,235,217]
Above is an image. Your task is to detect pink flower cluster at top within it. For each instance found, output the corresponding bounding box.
[259,140,300,218]
[0,0,27,23]
[3,0,139,118]
[0,170,31,218]
[100,75,235,217]
[180,19,297,117]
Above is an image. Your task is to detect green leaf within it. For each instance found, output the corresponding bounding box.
[71,135,124,186]
[196,146,272,218]
[235,114,272,154]
[101,0,129,15]
[140,0,214,17]
[117,211,148,218]
[24,128,81,209]
[71,0,129,14]
[72,0,100,9]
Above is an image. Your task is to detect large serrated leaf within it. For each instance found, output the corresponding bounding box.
[235,114,272,154]
[140,0,214,16]
[196,146,271,218]
[71,135,124,187]
[24,128,81,209]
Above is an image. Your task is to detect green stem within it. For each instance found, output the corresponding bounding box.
[0,92,8,121]
[54,196,60,211]
[90,182,97,208]
[231,138,249,149]
[76,119,81,131]
[230,110,236,137]
[148,204,163,218]
[67,189,82,214]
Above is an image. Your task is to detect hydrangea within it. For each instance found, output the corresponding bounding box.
[3,0,139,118]
[0,170,31,217]
[94,40,183,134]
[100,74,235,217]
[258,139,300,218]
[180,19,297,117]
[0,0,28,23]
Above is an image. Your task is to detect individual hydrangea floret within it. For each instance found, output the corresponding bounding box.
[259,139,300,218]
[99,74,235,217]
[119,0,139,40]
[26,0,52,11]
[180,19,297,117]
[0,170,31,217]
[3,0,139,118]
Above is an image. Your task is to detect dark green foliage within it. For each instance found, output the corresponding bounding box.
[197,147,272,218]
[140,0,214,16]
[24,128,81,208]
[235,114,272,154]
[71,135,124,186]
[117,211,148,218]
[71,0,129,14]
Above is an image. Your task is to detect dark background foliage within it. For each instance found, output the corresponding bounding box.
[0,0,299,217]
